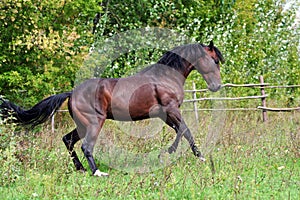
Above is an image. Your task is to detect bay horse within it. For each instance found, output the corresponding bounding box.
[0,41,225,176]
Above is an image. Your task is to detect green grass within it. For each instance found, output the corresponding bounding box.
[0,111,299,199]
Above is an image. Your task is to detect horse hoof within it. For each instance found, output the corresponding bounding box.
[93,170,109,177]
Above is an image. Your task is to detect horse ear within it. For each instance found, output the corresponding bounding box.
[209,41,214,51]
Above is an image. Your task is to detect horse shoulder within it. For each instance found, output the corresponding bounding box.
[154,84,184,108]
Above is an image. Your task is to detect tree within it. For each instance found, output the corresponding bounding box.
[0,0,101,106]
[0,0,299,106]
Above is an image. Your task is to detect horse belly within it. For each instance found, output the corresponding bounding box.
[107,85,159,121]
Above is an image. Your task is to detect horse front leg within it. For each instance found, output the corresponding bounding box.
[164,109,205,161]
[181,121,205,161]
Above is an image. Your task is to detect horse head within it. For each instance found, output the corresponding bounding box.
[194,41,225,92]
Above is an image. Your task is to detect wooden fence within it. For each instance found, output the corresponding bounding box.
[183,76,300,122]
[51,76,300,133]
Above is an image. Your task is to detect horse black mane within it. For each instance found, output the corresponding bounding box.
[157,43,224,72]
[157,43,202,71]
[209,45,225,64]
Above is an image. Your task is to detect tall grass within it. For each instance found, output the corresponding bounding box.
[0,110,299,199]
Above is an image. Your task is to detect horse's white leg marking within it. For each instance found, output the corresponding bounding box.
[93,169,109,177]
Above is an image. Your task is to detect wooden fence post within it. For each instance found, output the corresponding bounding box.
[51,114,55,133]
[192,82,199,121]
[259,76,268,122]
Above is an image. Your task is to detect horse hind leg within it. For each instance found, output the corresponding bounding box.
[62,129,86,172]
[81,119,109,177]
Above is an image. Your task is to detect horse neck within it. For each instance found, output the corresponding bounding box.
[168,63,194,86]
[138,62,193,86]
[182,63,195,79]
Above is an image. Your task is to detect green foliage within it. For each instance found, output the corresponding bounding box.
[0,0,299,105]
[92,0,300,95]
[0,0,101,106]
[219,0,300,85]
[212,0,300,102]
[92,0,237,81]
[0,121,22,186]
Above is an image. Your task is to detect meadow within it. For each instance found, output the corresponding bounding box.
[0,109,299,199]
[1,0,299,199]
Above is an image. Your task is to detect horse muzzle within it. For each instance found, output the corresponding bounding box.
[208,83,221,92]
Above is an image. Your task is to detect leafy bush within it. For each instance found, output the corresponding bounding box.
[0,0,101,106]
[0,0,299,106]
[0,121,22,186]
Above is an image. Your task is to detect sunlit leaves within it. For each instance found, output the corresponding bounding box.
[0,0,299,106]
[0,0,100,106]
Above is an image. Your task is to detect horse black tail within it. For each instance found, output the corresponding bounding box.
[0,92,71,128]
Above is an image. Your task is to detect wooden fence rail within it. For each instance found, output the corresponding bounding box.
[183,75,300,122]
[183,95,268,102]
[50,76,300,133]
